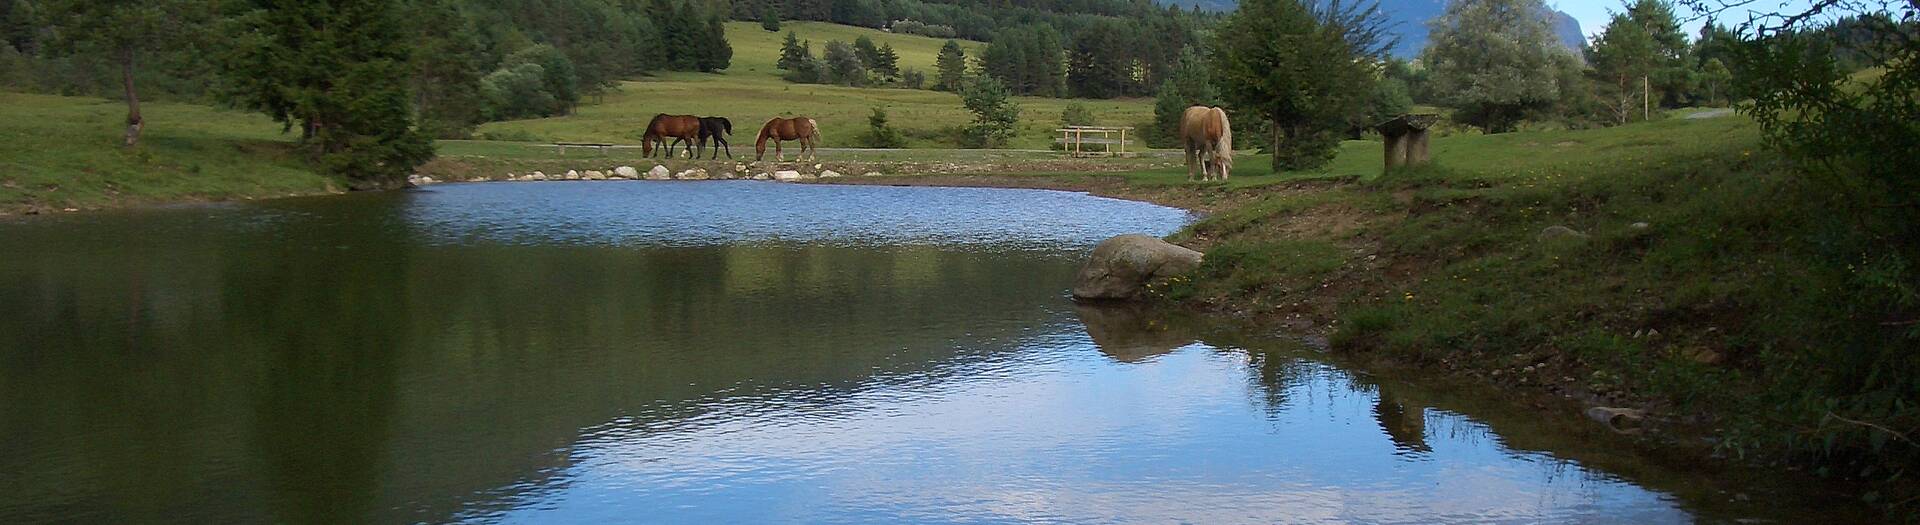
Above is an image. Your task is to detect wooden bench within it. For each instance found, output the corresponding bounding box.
[1055,126,1134,158]
[554,142,616,156]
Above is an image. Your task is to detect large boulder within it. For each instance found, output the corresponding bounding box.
[647,165,671,180]
[1072,234,1204,301]
[614,166,640,179]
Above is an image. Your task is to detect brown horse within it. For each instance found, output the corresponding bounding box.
[643,114,701,158]
[1179,106,1233,181]
[755,117,821,161]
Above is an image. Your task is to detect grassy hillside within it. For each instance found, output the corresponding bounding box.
[0,92,337,214]
[475,22,1156,150]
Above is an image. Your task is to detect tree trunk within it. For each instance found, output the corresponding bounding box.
[120,47,142,147]
[1270,117,1283,173]
[1642,75,1650,121]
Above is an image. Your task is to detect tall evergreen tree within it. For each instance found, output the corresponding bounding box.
[853,35,881,69]
[696,15,732,72]
[1588,11,1657,124]
[1068,20,1130,98]
[874,43,900,81]
[934,39,967,91]
[760,5,780,31]
[220,0,434,189]
[1623,0,1693,107]
[403,0,487,138]
[1213,0,1389,170]
[778,30,808,70]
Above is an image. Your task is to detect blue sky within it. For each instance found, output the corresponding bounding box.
[1550,0,1823,40]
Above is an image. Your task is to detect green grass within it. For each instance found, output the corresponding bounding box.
[0,92,336,213]
[474,22,1155,150]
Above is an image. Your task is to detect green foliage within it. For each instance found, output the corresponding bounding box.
[1067,19,1131,98]
[889,19,955,39]
[1362,77,1413,129]
[1698,57,1730,106]
[1059,102,1095,127]
[982,24,1066,97]
[1148,47,1219,148]
[502,44,578,114]
[1213,0,1387,170]
[481,63,559,120]
[403,0,488,139]
[957,74,1019,147]
[823,40,868,86]
[1722,8,1920,477]
[862,105,905,148]
[900,66,925,89]
[219,0,432,189]
[1421,0,1569,133]
[1588,12,1657,125]
[762,9,780,31]
[778,31,809,70]
[934,39,967,91]
[874,43,900,81]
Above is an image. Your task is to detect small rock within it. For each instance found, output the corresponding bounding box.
[647,165,671,180]
[530,171,547,181]
[615,166,640,179]
[675,168,709,180]
[819,170,843,178]
[565,171,583,181]
[1630,222,1650,230]
[753,172,773,180]
[773,170,805,181]
[1585,407,1646,432]
[813,164,822,170]
[585,170,607,180]
[735,164,749,172]
[863,171,883,177]
[566,170,580,180]
[1683,346,1725,365]
[1537,225,1591,243]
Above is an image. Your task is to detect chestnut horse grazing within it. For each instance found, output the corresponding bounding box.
[1179,106,1233,181]
[755,117,821,161]
[643,114,701,158]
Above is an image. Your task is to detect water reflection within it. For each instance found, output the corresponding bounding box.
[0,181,1828,523]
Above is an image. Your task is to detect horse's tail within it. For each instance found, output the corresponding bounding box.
[1211,107,1232,173]
[806,118,821,142]
[721,117,733,136]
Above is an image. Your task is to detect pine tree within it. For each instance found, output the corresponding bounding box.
[778,31,808,70]
[1213,0,1389,170]
[220,0,433,189]
[874,43,900,82]
[761,6,780,31]
[1623,0,1693,107]
[1588,11,1657,124]
[853,35,881,69]
[934,39,967,91]
[697,15,732,72]
[1068,20,1129,98]
[959,75,1020,148]
[404,0,487,138]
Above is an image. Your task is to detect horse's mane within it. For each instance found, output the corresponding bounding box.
[1211,107,1231,170]
[644,113,668,138]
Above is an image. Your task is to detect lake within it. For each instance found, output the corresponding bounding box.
[0,181,1815,523]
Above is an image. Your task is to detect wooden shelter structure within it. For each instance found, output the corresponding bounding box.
[1375,114,1439,169]
[1055,126,1133,158]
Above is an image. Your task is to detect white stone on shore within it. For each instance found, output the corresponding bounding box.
[647,165,671,180]
[819,170,843,178]
[585,170,608,180]
[615,166,640,179]
[773,170,804,181]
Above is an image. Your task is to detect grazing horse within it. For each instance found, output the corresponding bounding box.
[643,113,701,158]
[1179,106,1233,181]
[755,116,821,161]
[696,117,734,159]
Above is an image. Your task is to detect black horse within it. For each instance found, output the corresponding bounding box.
[696,117,734,159]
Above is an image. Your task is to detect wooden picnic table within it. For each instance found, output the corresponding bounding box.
[1054,126,1134,158]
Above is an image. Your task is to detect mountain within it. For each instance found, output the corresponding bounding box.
[1163,0,1586,58]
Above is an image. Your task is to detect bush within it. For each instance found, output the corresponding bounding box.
[862,106,906,148]
[890,19,956,38]
[1060,102,1095,127]
[900,67,926,89]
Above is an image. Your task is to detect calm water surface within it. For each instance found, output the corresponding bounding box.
[0,181,1799,523]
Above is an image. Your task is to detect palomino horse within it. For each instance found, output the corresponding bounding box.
[696,117,734,159]
[643,113,701,158]
[1179,106,1233,181]
[755,117,821,161]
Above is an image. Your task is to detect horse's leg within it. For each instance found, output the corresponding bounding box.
[720,137,732,159]
[775,140,785,162]
[1185,143,1198,181]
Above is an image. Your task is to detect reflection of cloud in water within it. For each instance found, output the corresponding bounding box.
[474,333,1689,524]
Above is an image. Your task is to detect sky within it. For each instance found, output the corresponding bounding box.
[1550,0,1826,40]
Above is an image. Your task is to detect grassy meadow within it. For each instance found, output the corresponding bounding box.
[0,92,337,213]
[473,21,1156,150]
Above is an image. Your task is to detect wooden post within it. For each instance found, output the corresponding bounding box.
[558,144,567,156]
[1118,128,1126,157]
